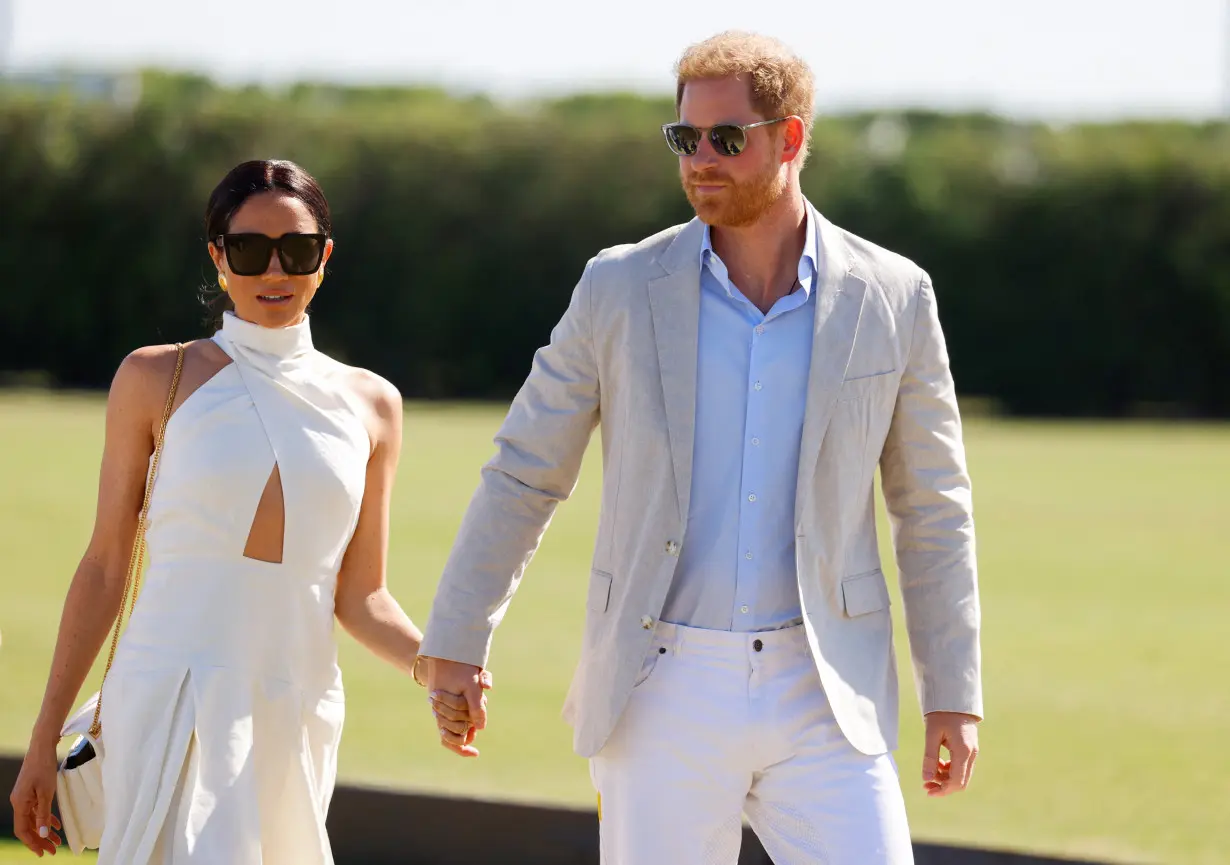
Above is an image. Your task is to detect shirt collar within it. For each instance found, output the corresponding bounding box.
[699,200,819,299]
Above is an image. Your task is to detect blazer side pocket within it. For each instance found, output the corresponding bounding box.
[587,569,613,613]
[838,370,897,403]
[841,569,890,617]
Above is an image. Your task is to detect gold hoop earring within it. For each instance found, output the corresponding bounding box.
[218,273,229,292]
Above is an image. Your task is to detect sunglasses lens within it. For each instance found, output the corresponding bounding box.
[665,125,700,156]
[710,126,748,156]
[279,235,325,275]
[223,235,274,275]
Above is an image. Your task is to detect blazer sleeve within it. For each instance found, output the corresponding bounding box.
[418,257,601,668]
[878,271,983,720]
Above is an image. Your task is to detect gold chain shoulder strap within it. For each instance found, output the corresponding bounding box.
[89,342,185,739]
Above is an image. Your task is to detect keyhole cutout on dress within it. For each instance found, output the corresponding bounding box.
[242,463,285,564]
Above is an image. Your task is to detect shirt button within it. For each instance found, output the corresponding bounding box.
[640,615,654,630]
[755,325,765,335]
[751,437,760,446]
[664,540,680,556]
[753,381,763,391]
[740,604,749,614]
[747,494,757,502]
[745,551,753,560]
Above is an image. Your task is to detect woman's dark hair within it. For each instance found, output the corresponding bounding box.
[201,159,332,330]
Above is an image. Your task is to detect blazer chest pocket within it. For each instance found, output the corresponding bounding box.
[588,569,613,613]
[838,370,896,403]
[842,569,890,617]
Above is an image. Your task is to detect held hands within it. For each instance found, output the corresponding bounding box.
[921,711,980,797]
[419,657,493,757]
[9,743,64,857]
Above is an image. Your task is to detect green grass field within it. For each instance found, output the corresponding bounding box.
[0,841,92,863]
[1,392,1227,864]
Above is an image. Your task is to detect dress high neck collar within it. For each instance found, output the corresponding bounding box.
[217,311,314,360]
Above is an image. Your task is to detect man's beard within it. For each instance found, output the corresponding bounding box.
[682,162,787,228]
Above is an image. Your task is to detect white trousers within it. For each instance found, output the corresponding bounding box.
[589,622,913,865]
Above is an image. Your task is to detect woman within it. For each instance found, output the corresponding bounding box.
[9,159,465,863]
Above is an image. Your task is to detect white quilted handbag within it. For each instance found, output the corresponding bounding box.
[55,693,106,853]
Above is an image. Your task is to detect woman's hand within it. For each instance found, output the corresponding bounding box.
[425,664,493,757]
[9,743,63,856]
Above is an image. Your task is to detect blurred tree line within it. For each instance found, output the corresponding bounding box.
[1,71,1228,416]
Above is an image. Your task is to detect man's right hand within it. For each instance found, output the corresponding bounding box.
[422,657,493,757]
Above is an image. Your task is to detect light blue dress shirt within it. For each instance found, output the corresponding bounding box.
[661,206,819,633]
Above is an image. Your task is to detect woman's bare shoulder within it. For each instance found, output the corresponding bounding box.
[110,339,224,413]
[326,362,403,452]
[317,355,402,421]
[350,367,402,422]
[109,343,181,406]
[117,342,182,378]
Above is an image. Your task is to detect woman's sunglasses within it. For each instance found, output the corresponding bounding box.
[214,233,328,276]
[661,117,789,157]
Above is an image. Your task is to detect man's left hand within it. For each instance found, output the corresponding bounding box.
[921,712,979,797]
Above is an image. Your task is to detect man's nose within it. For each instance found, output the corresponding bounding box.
[689,133,722,169]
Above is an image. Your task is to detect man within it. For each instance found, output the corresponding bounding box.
[417,30,983,865]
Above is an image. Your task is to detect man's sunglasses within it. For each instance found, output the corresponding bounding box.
[214,233,328,276]
[661,117,789,157]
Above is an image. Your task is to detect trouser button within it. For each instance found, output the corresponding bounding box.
[752,639,764,652]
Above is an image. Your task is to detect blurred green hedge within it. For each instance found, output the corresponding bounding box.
[2,71,1228,416]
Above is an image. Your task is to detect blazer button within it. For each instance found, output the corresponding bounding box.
[640,615,654,630]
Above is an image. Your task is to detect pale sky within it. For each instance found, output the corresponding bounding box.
[2,0,1228,120]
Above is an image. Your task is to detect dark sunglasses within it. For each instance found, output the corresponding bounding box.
[214,232,328,276]
[661,117,789,157]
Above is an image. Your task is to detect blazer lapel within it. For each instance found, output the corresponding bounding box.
[795,212,869,522]
[648,219,704,524]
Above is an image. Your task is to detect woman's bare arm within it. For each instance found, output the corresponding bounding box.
[25,346,173,753]
[333,371,423,675]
